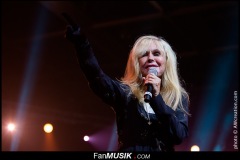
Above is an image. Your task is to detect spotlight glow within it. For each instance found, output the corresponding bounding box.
[191,145,200,151]
[84,135,90,141]
[7,123,16,132]
[43,123,53,133]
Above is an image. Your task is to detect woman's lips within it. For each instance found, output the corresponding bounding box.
[145,65,158,69]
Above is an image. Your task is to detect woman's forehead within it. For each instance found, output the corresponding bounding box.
[139,40,163,51]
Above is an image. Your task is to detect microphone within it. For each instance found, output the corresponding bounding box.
[144,68,158,103]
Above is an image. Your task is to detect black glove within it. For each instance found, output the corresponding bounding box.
[65,25,89,47]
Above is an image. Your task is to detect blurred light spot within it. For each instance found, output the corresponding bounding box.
[44,123,53,133]
[7,123,16,132]
[84,135,90,141]
[191,145,200,151]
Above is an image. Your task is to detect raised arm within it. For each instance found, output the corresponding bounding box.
[64,21,127,109]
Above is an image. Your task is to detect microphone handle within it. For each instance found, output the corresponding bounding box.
[144,84,153,103]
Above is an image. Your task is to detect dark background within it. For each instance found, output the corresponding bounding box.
[2,1,239,151]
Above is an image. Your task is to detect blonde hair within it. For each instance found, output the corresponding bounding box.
[121,35,189,115]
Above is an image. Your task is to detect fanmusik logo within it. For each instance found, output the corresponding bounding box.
[93,152,132,159]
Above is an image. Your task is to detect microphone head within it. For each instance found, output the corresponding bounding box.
[148,68,158,76]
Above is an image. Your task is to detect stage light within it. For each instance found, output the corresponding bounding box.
[43,123,53,133]
[10,6,48,151]
[83,135,90,141]
[191,145,200,151]
[7,123,16,132]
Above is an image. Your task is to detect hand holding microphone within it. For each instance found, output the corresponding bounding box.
[143,68,161,103]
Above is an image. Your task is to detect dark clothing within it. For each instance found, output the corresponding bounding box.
[74,40,189,152]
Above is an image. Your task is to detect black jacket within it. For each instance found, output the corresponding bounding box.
[74,39,189,152]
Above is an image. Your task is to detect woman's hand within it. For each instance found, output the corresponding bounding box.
[142,73,161,97]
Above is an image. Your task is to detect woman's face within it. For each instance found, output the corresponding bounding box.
[138,42,167,77]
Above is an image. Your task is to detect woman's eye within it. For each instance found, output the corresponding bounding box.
[154,52,160,56]
[142,53,148,57]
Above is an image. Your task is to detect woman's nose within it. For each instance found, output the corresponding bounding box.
[147,53,154,62]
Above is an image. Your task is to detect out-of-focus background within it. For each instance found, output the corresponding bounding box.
[2,1,238,151]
